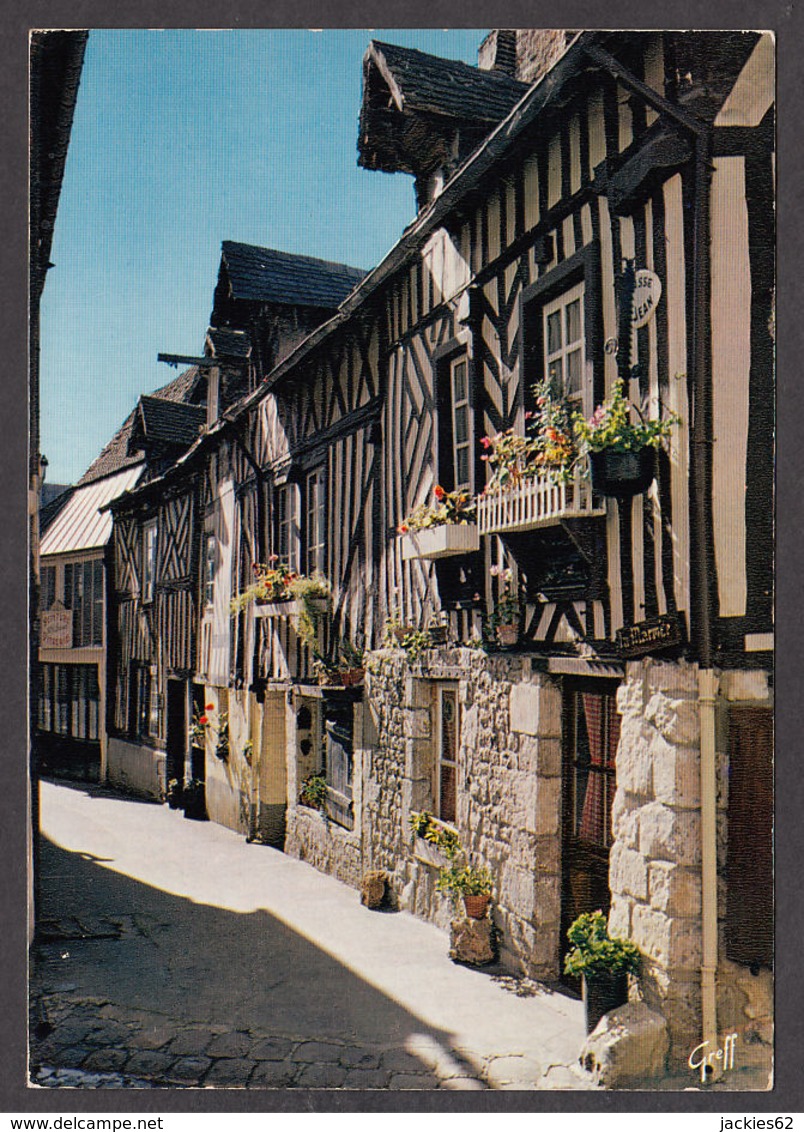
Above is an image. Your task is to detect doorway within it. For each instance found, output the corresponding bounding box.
[165,679,188,800]
[560,679,621,987]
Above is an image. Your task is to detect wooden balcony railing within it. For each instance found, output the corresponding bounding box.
[476,465,605,535]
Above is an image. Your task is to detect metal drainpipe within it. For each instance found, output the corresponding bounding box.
[698,667,720,1080]
[581,41,719,1069]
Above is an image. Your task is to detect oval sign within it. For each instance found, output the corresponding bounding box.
[632,269,662,328]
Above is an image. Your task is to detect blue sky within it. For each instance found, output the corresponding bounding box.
[40,28,489,485]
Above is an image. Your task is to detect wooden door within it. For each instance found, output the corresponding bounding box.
[165,679,187,792]
[561,680,621,986]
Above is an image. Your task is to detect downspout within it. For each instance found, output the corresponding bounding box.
[581,41,719,1068]
[698,667,721,1080]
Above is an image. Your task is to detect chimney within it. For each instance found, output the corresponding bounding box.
[478,29,518,77]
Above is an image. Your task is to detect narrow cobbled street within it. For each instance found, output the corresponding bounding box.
[30,778,597,1091]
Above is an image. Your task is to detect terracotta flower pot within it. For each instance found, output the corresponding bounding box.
[497,623,518,647]
[341,667,365,687]
[463,893,491,920]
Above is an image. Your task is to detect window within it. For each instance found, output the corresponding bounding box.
[436,350,474,493]
[63,560,104,647]
[726,707,773,969]
[435,685,459,825]
[142,520,158,603]
[449,357,473,491]
[565,687,619,850]
[276,483,300,571]
[305,468,326,576]
[543,281,585,406]
[203,532,216,607]
[130,665,159,739]
[40,565,56,611]
[38,663,100,741]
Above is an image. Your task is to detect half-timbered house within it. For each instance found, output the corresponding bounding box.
[106,29,774,1078]
[37,367,206,786]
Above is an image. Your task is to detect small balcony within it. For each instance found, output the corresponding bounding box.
[476,466,605,536]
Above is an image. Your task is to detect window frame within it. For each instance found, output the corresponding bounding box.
[63,558,104,648]
[202,531,216,609]
[304,467,327,577]
[38,662,100,741]
[433,339,475,496]
[434,683,459,826]
[142,519,158,604]
[275,482,301,572]
[542,280,586,408]
[521,242,603,423]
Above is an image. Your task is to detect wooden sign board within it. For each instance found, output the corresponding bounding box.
[616,613,685,659]
[40,609,73,649]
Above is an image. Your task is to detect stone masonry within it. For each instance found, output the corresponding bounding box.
[289,646,566,982]
[609,659,773,1080]
[608,658,704,1067]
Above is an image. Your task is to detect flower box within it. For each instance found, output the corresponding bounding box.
[413,836,454,869]
[400,523,480,561]
[589,447,656,498]
[254,598,299,618]
[477,466,605,535]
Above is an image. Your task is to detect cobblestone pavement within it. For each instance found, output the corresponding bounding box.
[31,987,595,1090]
[30,780,600,1092]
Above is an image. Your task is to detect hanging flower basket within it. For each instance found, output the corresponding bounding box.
[588,446,656,498]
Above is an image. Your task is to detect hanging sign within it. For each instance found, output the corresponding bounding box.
[631,269,662,328]
[40,608,73,649]
[616,612,685,659]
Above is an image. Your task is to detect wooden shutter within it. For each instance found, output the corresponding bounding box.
[325,700,353,829]
[726,706,773,969]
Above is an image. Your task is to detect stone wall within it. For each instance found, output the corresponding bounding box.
[609,659,703,1066]
[106,736,164,801]
[515,30,573,85]
[362,647,564,979]
[609,659,774,1078]
[284,696,366,891]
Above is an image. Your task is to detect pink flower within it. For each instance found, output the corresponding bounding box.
[479,437,492,449]
[398,523,409,534]
[490,565,501,577]
[198,715,209,726]
[434,485,446,501]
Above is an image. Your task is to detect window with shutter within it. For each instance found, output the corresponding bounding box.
[324,700,353,829]
[726,706,773,970]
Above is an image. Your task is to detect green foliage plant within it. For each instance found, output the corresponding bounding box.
[299,773,328,811]
[436,863,493,900]
[573,382,679,455]
[289,572,332,647]
[398,485,477,534]
[563,910,641,979]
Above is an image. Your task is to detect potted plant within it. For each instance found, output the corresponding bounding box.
[398,485,479,560]
[573,382,679,498]
[289,573,332,647]
[312,652,343,687]
[299,773,328,811]
[230,557,300,614]
[489,565,519,647]
[166,777,182,809]
[563,910,641,1032]
[437,862,494,920]
[338,640,365,686]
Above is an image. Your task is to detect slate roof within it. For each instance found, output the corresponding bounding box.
[220,241,367,310]
[134,397,206,450]
[367,40,530,123]
[207,326,252,359]
[77,367,204,486]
